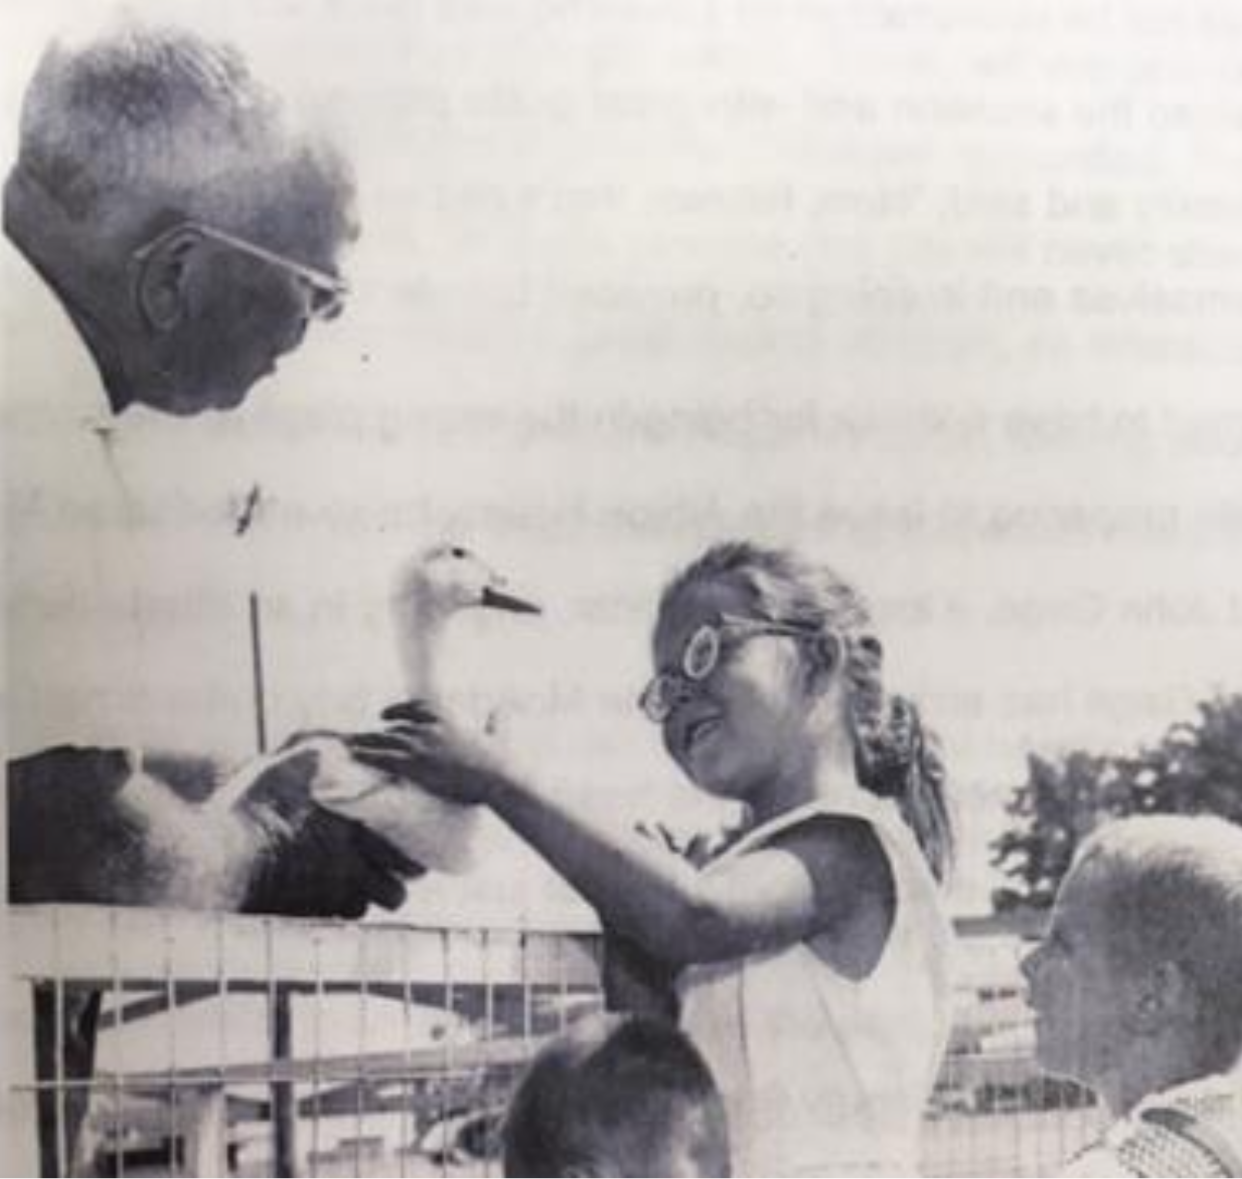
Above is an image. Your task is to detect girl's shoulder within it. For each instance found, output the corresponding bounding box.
[716,796,896,864]
[712,796,949,976]
[699,802,897,969]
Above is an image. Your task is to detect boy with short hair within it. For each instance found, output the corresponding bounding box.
[1022,815,1242,1176]
[503,1014,730,1177]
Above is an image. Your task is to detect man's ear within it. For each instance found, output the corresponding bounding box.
[134,228,203,332]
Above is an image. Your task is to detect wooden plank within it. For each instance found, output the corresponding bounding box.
[9,906,603,988]
[90,1030,553,1089]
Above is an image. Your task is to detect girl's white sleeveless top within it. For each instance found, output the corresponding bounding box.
[677,792,954,1177]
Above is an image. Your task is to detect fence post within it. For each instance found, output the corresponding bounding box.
[2,979,41,1176]
[182,1085,230,1176]
[272,984,297,1176]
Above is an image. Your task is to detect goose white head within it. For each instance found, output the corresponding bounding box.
[390,542,541,701]
[393,543,542,622]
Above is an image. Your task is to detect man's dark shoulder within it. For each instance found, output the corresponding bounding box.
[7,745,227,904]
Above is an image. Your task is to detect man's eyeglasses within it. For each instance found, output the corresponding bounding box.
[131,221,348,321]
[638,613,817,723]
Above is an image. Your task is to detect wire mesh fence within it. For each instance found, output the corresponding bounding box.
[6,905,1103,1177]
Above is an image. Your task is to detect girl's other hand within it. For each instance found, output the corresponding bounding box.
[346,699,505,806]
[635,811,748,869]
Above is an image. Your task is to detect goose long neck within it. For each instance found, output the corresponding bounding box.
[395,596,448,703]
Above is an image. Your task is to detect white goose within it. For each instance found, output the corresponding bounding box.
[218,543,540,874]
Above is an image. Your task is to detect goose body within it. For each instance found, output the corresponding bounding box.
[304,543,540,873]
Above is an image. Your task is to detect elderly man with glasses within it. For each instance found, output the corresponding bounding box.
[5,20,354,416]
[3,23,412,1172]
[3,12,409,905]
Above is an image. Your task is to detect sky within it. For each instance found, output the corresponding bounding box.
[4,0,1242,919]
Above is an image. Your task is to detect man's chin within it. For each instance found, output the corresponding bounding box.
[200,378,263,415]
[215,383,256,412]
[150,380,255,417]
[188,357,279,414]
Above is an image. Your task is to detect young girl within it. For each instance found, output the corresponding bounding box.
[351,541,955,1176]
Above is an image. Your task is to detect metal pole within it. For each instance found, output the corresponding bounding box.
[247,558,290,1171]
[249,591,268,754]
[251,588,294,1172]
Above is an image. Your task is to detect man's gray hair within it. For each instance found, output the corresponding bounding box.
[1072,814,1242,1073]
[15,22,348,239]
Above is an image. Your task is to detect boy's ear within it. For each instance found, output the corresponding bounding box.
[1126,960,1193,1035]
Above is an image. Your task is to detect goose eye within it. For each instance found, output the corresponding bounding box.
[450,546,468,559]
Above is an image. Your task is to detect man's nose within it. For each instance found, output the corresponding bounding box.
[307,282,345,321]
[297,269,347,322]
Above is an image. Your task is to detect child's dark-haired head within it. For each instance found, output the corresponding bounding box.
[503,1014,730,1177]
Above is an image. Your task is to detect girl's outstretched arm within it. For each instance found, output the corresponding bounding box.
[349,700,894,969]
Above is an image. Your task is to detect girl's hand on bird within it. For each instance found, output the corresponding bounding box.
[346,699,506,806]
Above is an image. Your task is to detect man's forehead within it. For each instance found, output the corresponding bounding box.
[217,143,356,247]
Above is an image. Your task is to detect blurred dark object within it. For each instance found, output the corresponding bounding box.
[601,925,679,1023]
[8,742,423,915]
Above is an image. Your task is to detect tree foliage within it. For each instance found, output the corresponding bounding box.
[991,694,1242,912]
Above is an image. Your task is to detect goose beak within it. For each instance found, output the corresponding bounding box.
[481,584,542,614]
